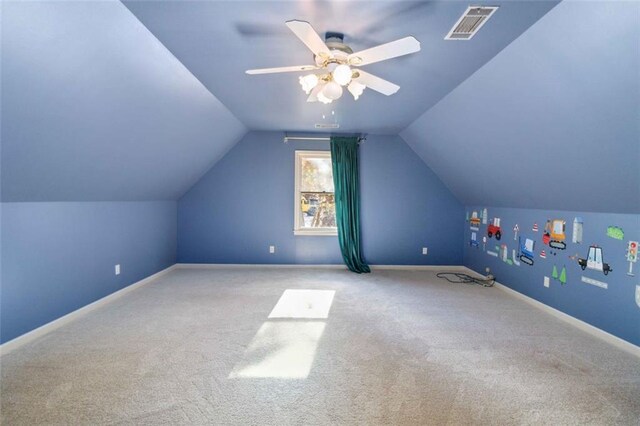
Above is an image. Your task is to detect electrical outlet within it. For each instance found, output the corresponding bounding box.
[485,267,491,274]
[269,245,276,254]
[422,247,428,255]
[115,264,121,275]
[544,276,550,288]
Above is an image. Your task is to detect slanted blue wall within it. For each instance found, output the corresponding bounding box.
[1,0,246,202]
[463,206,640,346]
[0,202,177,344]
[402,1,640,213]
[178,132,463,265]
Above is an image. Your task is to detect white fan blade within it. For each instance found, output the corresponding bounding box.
[285,20,330,57]
[246,65,319,75]
[306,84,324,102]
[348,36,420,66]
[355,70,400,96]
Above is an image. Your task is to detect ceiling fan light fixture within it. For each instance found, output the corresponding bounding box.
[322,81,343,100]
[332,64,352,86]
[245,20,421,104]
[299,74,319,94]
[347,80,366,100]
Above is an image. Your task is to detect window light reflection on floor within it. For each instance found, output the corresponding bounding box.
[229,322,326,379]
[229,289,335,379]
[268,289,335,319]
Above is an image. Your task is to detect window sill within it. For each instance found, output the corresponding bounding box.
[294,229,338,236]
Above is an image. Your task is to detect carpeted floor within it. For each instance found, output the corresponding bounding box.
[1,268,639,425]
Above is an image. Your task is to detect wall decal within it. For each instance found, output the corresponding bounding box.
[626,241,638,276]
[512,249,521,266]
[581,276,608,290]
[500,244,507,262]
[482,208,488,225]
[518,237,535,266]
[540,250,547,259]
[487,217,502,240]
[532,222,539,232]
[470,231,479,248]
[552,265,568,284]
[607,226,624,240]
[513,224,519,241]
[542,219,567,250]
[499,244,513,265]
[636,285,640,308]
[470,211,480,231]
[577,245,612,275]
[482,236,487,252]
[572,217,583,244]
[487,250,498,257]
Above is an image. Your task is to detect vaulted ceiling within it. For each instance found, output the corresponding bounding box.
[2,1,638,213]
[123,0,558,134]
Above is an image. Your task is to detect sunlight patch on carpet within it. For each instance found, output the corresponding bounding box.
[229,322,326,379]
[268,289,335,319]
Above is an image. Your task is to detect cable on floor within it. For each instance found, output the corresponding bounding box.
[436,272,495,287]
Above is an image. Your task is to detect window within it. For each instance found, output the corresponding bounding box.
[294,150,337,236]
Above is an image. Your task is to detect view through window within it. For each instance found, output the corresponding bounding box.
[294,151,337,235]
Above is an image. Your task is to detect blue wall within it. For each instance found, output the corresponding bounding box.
[463,206,640,346]
[178,132,463,265]
[2,0,246,202]
[402,1,640,213]
[1,201,177,344]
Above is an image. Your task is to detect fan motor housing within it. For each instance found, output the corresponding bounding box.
[324,31,353,55]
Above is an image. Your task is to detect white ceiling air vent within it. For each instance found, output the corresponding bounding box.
[445,6,498,40]
[315,123,340,129]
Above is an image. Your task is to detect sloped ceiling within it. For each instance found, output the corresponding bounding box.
[401,1,640,214]
[123,0,558,134]
[1,0,246,202]
[4,0,636,213]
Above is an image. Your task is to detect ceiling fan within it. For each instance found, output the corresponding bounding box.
[245,20,421,104]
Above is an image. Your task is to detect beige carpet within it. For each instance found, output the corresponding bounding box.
[1,268,639,425]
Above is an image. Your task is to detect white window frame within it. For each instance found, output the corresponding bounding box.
[294,150,338,236]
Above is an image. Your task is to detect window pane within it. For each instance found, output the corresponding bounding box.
[300,192,336,228]
[301,157,334,193]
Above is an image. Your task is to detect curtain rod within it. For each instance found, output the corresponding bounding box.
[283,135,366,143]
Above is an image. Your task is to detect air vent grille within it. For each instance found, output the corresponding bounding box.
[315,123,339,129]
[445,6,498,40]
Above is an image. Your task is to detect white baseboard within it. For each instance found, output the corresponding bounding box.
[175,263,346,269]
[460,267,640,359]
[371,265,469,271]
[175,263,469,271]
[0,264,177,357]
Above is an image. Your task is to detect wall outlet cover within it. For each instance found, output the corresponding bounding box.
[115,264,121,275]
[422,247,428,255]
[544,276,550,287]
[269,245,276,254]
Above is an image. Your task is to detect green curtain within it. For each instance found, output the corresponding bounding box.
[330,136,370,274]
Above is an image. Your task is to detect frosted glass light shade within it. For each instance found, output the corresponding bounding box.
[347,81,366,100]
[299,74,319,94]
[317,90,333,104]
[332,64,352,86]
[322,81,343,100]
